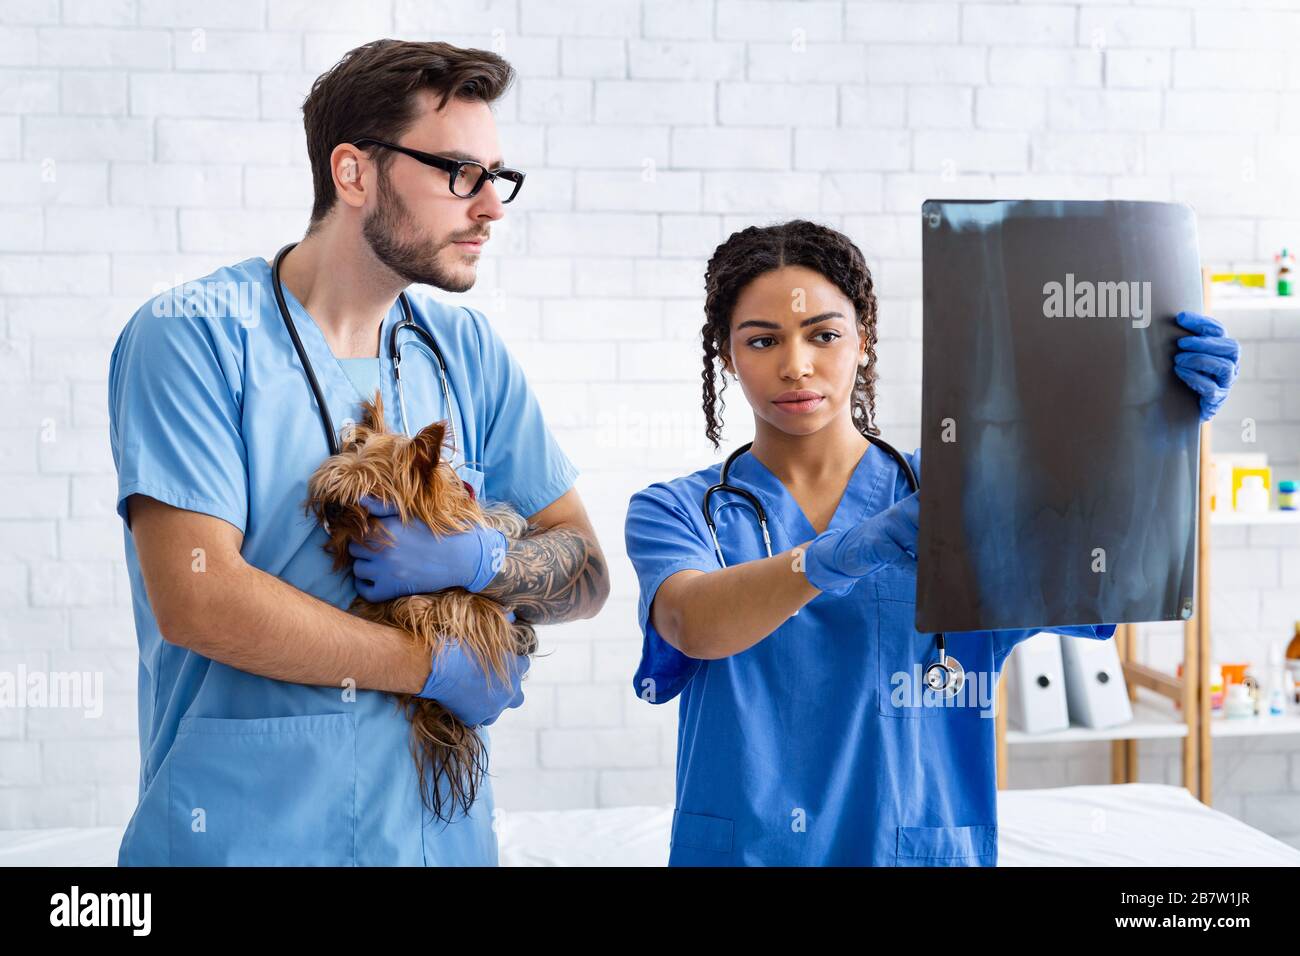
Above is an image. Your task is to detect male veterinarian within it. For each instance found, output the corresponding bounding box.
[109,40,609,866]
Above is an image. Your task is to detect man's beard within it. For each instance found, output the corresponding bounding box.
[362,174,480,293]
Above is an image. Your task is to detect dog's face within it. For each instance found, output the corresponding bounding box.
[306,392,476,571]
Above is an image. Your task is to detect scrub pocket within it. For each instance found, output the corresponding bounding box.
[875,575,944,718]
[671,809,734,855]
[895,824,997,866]
[875,575,989,719]
[167,713,357,866]
[459,464,485,502]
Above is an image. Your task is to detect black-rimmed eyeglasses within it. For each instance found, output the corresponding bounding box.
[352,137,525,203]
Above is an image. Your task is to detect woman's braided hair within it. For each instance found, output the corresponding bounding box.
[701,219,880,450]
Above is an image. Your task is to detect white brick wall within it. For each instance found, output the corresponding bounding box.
[2,0,1300,849]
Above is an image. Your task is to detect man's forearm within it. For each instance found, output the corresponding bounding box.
[170,558,429,695]
[478,523,608,625]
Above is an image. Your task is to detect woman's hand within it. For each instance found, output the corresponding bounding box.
[1173,311,1239,422]
[802,492,920,596]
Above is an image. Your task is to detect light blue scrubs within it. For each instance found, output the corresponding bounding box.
[109,256,578,866]
[625,444,1114,866]
[337,357,381,404]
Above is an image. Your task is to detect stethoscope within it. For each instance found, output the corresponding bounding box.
[702,436,965,699]
[272,242,462,459]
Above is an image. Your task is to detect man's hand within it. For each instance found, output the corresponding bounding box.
[350,495,507,602]
[416,615,528,727]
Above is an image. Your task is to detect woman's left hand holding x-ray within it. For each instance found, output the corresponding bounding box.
[1173,311,1240,422]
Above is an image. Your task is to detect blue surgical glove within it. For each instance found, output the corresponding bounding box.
[416,611,527,726]
[803,492,920,596]
[350,494,507,602]
[1173,311,1239,422]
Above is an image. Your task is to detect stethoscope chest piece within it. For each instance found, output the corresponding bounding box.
[925,654,965,699]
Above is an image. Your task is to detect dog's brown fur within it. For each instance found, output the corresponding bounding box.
[305,392,535,820]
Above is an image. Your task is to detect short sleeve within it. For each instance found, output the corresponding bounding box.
[624,484,722,705]
[108,299,249,532]
[471,309,579,517]
[1060,624,1117,641]
[991,623,1117,674]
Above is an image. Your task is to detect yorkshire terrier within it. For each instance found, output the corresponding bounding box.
[306,392,536,821]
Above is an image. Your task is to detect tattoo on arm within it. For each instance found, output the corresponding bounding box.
[479,525,607,625]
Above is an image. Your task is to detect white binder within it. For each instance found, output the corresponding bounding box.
[1006,632,1070,734]
[1060,632,1134,729]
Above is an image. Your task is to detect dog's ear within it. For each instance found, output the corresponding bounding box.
[410,420,447,481]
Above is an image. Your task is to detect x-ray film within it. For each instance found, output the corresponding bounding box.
[916,199,1203,633]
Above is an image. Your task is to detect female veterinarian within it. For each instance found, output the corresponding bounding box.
[623,220,1239,866]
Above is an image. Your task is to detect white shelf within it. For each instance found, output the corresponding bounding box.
[1209,710,1300,738]
[1210,510,1300,526]
[1210,295,1300,312]
[1005,697,1188,745]
[1005,693,1300,743]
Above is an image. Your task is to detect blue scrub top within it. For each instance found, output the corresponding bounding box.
[337,356,381,403]
[109,255,579,866]
[625,443,1114,866]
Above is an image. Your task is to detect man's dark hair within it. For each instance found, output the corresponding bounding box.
[302,38,515,228]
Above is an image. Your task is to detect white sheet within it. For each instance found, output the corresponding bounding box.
[1,784,1294,866]
[497,805,672,867]
[0,825,125,867]
[996,783,1300,866]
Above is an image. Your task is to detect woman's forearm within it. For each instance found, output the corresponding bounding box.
[652,541,821,660]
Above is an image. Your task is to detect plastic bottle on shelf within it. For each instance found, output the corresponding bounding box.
[1239,666,1263,716]
[1236,475,1269,514]
[1225,683,1254,719]
[1279,480,1296,511]
[1288,625,1300,703]
[1277,248,1294,297]
[1269,677,1287,716]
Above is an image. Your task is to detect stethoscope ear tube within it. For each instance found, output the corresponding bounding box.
[274,242,341,457]
[387,306,456,450]
[274,241,454,457]
[701,442,771,567]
